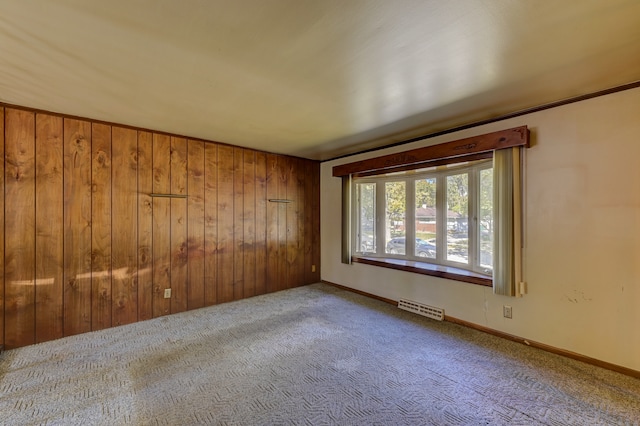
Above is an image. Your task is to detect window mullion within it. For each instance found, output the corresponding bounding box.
[435,174,446,263]
[406,179,416,258]
[468,168,479,271]
[375,180,385,256]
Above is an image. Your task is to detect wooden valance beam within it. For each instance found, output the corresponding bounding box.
[332,126,529,177]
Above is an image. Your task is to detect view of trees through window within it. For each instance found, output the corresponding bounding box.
[479,168,493,270]
[385,182,405,255]
[415,178,436,259]
[447,173,469,263]
[356,182,376,253]
[354,160,493,275]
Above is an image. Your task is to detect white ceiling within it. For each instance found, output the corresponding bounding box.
[1,0,640,160]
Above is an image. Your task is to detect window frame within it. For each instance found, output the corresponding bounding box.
[352,159,493,277]
[333,126,529,288]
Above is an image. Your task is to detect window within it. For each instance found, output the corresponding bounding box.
[353,159,493,276]
[335,126,528,292]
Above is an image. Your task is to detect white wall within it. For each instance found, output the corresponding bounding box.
[321,87,640,371]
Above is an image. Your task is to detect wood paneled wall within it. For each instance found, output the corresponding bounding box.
[0,106,320,349]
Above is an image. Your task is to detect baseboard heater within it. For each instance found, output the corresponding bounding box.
[398,299,444,321]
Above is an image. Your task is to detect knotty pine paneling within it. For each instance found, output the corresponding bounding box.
[279,156,290,290]
[295,157,306,287]
[217,145,234,303]
[187,140,205,310]
[170,137,188,314]
[91,123,112,331]
[112,126,138,326]
[4,108,36,348]
[266,154,279,294]
[63,118,93,336]
[254,152,267,296]
[1,105,320,349]
[152,134,172,317]
[35,114,64,343]
[233,148,244,300]
[137,131,154,321]
[203,143,218,306]
[289,158,303,289]
[304,157,314,284]
[243,149,256,298]
[311,161,321,282]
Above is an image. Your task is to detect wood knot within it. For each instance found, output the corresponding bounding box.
[97,151,110,166]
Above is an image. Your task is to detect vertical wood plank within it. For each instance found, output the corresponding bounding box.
[91,123,112,331]
[4,108,36,348]
[286,158,300,289]
[254,152,267,296]
[35,114,64,343]
[265,154,279,294]
[311,161,321,282]
[233,148,244,300]
[187,139,205,310]
[243,149,256,298]
[0,107,4,348]
[170,137,188,313]
[295,158,306,287]
[204,143,218,306]
[112,126,138,325]
[137,131,153,321]
[217,145,234,303]
[303,159,314,285]
[278,156,290,291]
[152,134,171,317]
[63,118,92,336]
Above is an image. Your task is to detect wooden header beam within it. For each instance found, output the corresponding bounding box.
[332,126,529,177]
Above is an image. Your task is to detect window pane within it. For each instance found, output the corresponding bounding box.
[447,173,468,263]
[356,183,376,253]
[415,178,437,258]
[479,168,493,271]
[385,182,406,255]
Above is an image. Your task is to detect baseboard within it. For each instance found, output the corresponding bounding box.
[321,280,640,380]
[322,280,398,306]
[443,316,640,379]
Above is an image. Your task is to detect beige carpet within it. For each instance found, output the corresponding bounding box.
[1,283,639,425]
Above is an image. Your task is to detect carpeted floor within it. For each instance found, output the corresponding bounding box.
[1,283,639,425]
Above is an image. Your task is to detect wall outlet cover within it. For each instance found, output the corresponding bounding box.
[503,305,513,319]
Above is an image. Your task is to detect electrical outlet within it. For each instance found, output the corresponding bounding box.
[164,288,171,299]
[503,305,512,319]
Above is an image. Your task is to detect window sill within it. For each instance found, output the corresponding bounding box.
[352,256,492,287]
